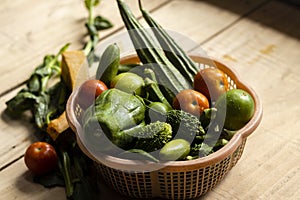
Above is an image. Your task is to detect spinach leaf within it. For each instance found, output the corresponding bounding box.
[5,44,69,130]
[94,16,113,30]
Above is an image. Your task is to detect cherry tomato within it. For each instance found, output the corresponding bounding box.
[194,68,228,102]
[24,142,58,175]
[173,89,210,117]
[77,79,108,109]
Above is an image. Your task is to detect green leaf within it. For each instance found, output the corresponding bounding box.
[85,23,98,37]
[5,90,38,117]
[42,55,56,67]
[47,81,70,120]
[35,64,52,77]
[57,43,70,55]
[33,171,65,188]
[84,0,100,9]
[72,177,100,200]
[87,51,100,66]
[33,92,50,129]
[27,74,41,93]
[94,16,113,30]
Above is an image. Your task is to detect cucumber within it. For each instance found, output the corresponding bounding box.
[159,139,190,161]
[96,43,120,86]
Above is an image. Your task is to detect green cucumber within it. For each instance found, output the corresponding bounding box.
[96,43,120,86]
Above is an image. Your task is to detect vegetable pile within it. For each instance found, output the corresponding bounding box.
[79,0,255,162]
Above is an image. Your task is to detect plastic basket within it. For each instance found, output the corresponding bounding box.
[66,54,263,199]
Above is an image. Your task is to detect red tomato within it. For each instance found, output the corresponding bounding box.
[24,142,58,175]
[194,68,228,102]
[77,79,108,109]
[173,89,210,117]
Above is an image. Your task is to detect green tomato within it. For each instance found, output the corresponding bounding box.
[215,89,255,130]
[110,72,144,96]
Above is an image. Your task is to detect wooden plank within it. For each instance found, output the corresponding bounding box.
[191,1,300,199]
[0,158,66,200]
[140,0,268,47]
[0,0,169,95]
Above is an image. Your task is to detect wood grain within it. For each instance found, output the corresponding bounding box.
[0,0,169,95]
[0,159,66,200]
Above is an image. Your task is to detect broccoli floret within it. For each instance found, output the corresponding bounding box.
[120,121,172,152]
[187,139,229,160]
[187,143,213,160]
[165,110,205,143]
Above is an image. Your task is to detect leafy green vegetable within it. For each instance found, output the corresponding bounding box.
[83,0,113,65]
[55,131,100,200]
[33,171,65,188]
[5,44,70,130]
[94,16,114,31]
[5,1,114,199]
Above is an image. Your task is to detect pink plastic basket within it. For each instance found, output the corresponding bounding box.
[66,54,263,199]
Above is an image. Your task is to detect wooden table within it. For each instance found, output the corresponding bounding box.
[1,0,299,199]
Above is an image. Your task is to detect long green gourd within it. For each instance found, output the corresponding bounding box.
[116,0,191,102]
[138,0,199,85]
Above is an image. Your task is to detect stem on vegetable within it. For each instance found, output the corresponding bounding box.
[59,151,74,198]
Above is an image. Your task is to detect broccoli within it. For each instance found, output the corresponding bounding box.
[165,109,205,143]
[187,143,213,160]
[120,121,172,152]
